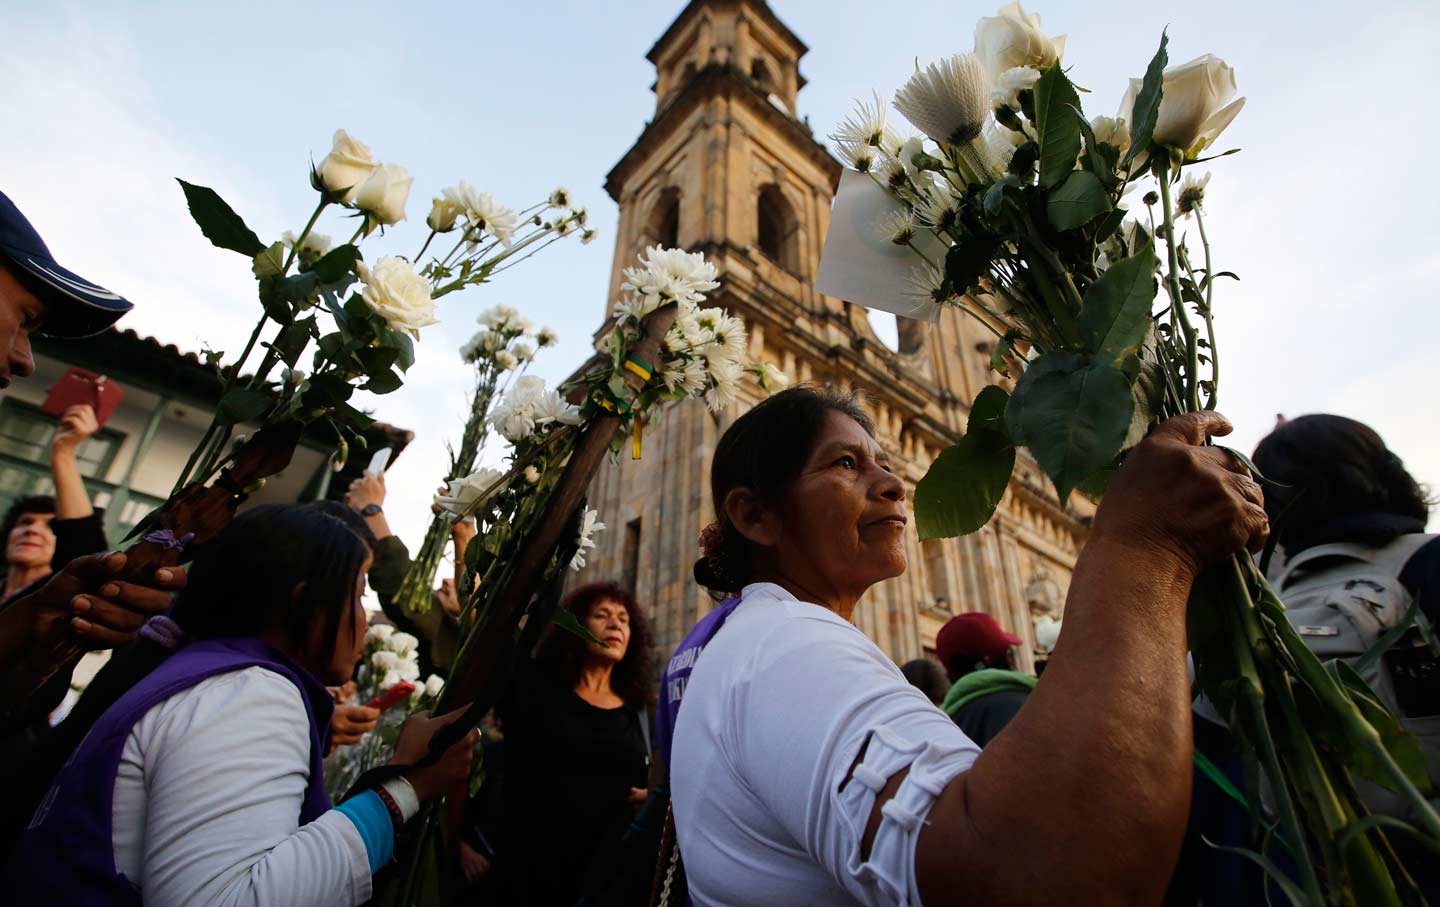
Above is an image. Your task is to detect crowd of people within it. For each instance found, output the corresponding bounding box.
[0,188,1435,907]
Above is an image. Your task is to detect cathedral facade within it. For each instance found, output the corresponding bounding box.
[572,0,1087,671]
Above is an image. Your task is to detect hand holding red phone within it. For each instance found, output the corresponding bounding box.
[51,404,99,455]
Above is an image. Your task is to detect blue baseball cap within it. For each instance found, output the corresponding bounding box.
[0,190,133,338]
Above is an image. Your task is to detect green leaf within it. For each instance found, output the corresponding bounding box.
[257,279,294,325]
[983,175,1021,216]
[968,384,1009,433]
[1079,244,1156,361]
[1200,838,1309,907]
[1046,170,1110,231]
[1216,445,1288,489]
[308,244,360,283]
[1034,65,1082,189]
[376,328,416,372]
[355,346,400,375]
[1327,659,1433,793]
[1006,352,1134,501]
[215,387,273,424]
[1072,106,1120,189]
[176,179,266,256]
[252,242,285,279]
[551,606,605,645]
[1124,31,1169,167]
[914,387,1015,540]
[362,368,403,395]
[271,317,316,367]
[1007,141,1038,180]
[944,234,1002,294]
[305,372,355,407]
[336,401,375,431]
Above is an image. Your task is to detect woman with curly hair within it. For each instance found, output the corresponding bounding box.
[492,580,655,905]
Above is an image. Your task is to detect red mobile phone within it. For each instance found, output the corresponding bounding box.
[42,367,124,426]
[363,681,416,712]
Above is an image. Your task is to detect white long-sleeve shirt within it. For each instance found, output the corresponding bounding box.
[111,666,372,907]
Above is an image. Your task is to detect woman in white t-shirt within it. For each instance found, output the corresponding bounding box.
[670,387,1268,906]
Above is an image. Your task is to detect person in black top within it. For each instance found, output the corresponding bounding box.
[494,580,654,906]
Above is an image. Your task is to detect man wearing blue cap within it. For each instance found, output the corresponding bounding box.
[0,190,135,385]
[0,191,182,713]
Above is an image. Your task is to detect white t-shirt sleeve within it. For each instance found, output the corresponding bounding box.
[113,666,371,907]
[729,606,980,905]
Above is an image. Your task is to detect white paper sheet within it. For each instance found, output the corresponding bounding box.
[816,170,947,323]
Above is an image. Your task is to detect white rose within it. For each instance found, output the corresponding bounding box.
[371,650,399,671]
[1089,115,1130,156]
[992,66,1041,110]
[357,257,437,338]
[389,631,420,655]
[974,2,1066,82]
[426,193,463,233]
[423,674,445,698]
[354,162,413,227]
[318,130,379,204]
[281,229,333,259]
[1119,54,1245,161]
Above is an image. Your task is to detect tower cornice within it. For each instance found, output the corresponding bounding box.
[604,61,839,203]
[646,0,808,66]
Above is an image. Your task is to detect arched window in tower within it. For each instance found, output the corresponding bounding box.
[682,60,697,84]
[646,188,681,250]
[755,183,799,275]
[750,57,774,93]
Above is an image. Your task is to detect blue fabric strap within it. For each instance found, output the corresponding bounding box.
[333,791,394,872]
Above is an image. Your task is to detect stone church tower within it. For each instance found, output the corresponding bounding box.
[573,0,1088,672]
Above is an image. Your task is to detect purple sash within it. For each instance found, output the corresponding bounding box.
[656,596,741,770]
[9,637,335,904]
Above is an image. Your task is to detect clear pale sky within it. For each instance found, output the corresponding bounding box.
[3,0,1435,557]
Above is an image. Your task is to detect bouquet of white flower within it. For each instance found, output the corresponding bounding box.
[393,305,559,617]
[818,5,1438,903]
[157,130,593,510]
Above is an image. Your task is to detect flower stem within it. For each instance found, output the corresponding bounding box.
[1193,207,1220,409]
[413,229,437,263]
[1155,162,1201,412]
[282,198,330,274]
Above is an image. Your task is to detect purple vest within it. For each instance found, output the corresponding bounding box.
[10,637,335,904]
[656,596,741,770]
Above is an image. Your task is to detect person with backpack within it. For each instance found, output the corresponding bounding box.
[1253,414,1439,893]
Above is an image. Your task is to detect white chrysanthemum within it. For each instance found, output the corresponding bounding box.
[371,650,399,671]
[535,326,559,347]
[1176,171,1211,219]
[831,91,888,149]
[621,246,721,308]
[709,315,747,362]
[834,139,877,173]
[549,186,572,208]
[452,182,518,247]
[280,366,306,387]
[893,53,992,147]
[460,334,483,364]
[523,465,541,484]
[494,349,519,371]
[907,263,957,305]
[1034,615,1061,652]
[612,295,654,324]
[876,208,917,246]
[380,669,404,690]
[915,183,961,231]
[704,357,743,413]
[879,156,909,191]
[569,508,606,571]
[531,388,582,428]
[580,229,598,245]
[572,207,589,227]
[433,467,505,515]
[423,674,446,698]
[389,632,419,656]
[992,66,1041,110]
[511,341,535,362]
[984,124,1024,178]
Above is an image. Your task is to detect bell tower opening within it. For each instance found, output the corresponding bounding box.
[755,183,799,275]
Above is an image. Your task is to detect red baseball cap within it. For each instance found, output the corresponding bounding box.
[936,612,1021,665]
